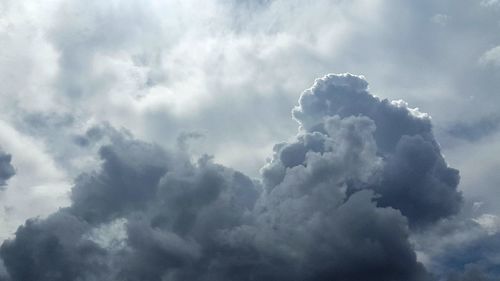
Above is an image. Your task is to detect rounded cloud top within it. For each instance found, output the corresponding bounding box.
[278,73,461,227]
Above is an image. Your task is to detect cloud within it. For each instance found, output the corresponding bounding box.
[0,150,15,188]
[0,0,500,279]
[0,72,476,280]
[0,120,70,242]
[0,74,449,281]
[446,115,500,142]
[479,46,500,67]
[3,0,500,183]
[481,0,500,7]
[431,14,451,26]
[0,212,104,281]
[0,135,431,281]
[69,134,170,224]
[432,226,500,281]
[285,74,462,227]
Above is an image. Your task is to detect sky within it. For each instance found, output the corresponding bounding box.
[1,0,500,280]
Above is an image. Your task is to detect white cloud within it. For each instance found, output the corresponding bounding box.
[431,14,450,25]
[481,0,500,7]
[479,45,500,66]
[473,213,500,234]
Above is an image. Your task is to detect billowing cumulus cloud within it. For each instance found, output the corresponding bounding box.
[0,74,469,281]
[0,149,15,188]
[267,73,462,227]
[1,1,500,280]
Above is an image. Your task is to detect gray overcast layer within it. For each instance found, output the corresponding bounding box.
[1,0,500,280]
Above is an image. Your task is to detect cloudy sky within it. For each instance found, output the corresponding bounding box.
[1,0,500,280]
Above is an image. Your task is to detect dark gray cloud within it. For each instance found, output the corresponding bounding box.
[436,232,500,281]
[0,74,447,281]
[409,207,500,281]
[0,132,263,281]
[0,212,105,281]
[375,134,461,226]
[0,149,15,188]
[69,135,169,224]
[266,73,462,227]
[1,134,430,281]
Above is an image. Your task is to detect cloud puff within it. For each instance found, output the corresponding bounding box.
[0,149,15,188]
[0,132,263,281]
[273,73,462,227]
[479,46,500,67]
[0,73,466,280]
[0,212,104,281]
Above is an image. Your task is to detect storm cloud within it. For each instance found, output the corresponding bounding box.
[267,73,462,227]
[0,74,468,281]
